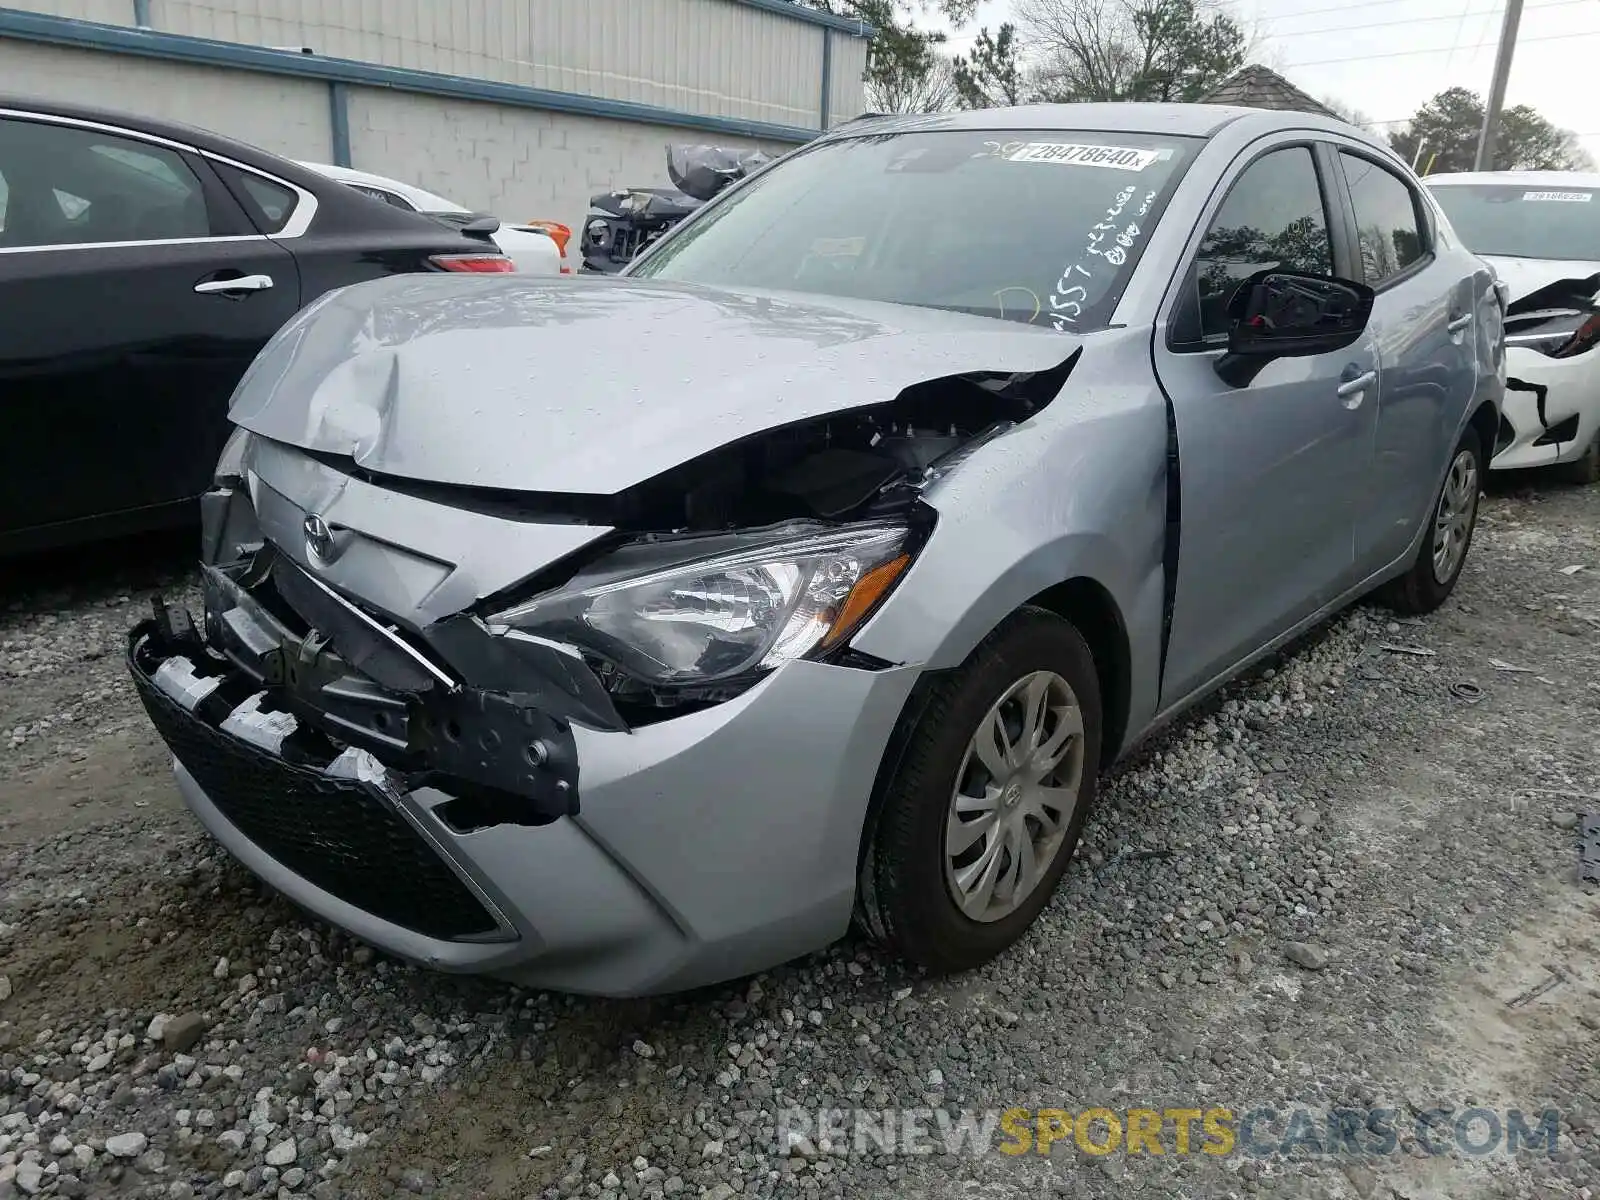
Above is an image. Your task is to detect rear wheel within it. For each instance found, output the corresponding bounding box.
[1379,426,1484,615]
[857,608,1102,975]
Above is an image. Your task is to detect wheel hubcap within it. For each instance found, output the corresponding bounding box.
[943,670,1085,924]
[1432,448,1479,585]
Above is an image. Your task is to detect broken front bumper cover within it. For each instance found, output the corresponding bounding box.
[124,543,591,944]
[129,620,513,942]
[193,547,588,821]
[129,546,925,995]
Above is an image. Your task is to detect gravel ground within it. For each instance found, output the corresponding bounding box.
[1,482,1597,1200]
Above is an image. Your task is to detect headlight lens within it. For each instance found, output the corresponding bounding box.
[490,522,914,686]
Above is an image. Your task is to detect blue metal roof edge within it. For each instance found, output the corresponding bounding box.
[0,7,823,143]
[729,0,875,36]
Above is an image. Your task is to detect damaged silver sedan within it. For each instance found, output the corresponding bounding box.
[129,105,1504,996]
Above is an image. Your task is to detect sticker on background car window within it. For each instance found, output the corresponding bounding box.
[1521,191,1593,202]
[1002,143,1166,171]
[807,236,866,257]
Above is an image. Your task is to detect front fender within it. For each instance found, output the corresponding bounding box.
[848,366,1169,737]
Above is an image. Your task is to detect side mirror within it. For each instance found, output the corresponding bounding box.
[1214,269,1374,387]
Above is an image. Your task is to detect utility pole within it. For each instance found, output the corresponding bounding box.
[1474,0,1525,171]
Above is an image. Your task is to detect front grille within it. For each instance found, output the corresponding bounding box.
[131,647,500,942]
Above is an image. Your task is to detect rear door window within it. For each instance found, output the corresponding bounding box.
[1339,152,1427,287]
[212,162,300,234]
[0,117,213,248]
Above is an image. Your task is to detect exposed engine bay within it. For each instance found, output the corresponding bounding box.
[586,358,1075,534]
[1503,272,1600,359]
[338,355,1076,538]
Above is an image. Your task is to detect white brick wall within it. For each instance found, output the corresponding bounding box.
[0,40,332,162]
[344,86,793,238]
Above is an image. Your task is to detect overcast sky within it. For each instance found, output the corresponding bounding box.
[916,0,1600,160]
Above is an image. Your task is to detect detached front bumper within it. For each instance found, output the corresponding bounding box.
[1496,347,1600,470]
[130,567,919,996]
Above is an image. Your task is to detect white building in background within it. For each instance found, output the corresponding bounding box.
[0,0,871,233]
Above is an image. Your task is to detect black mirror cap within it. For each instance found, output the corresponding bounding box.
[1214,269,1375,386]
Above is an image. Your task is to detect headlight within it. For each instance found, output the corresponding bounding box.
[489,522,915,687]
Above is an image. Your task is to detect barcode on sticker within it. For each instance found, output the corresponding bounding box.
[1004,143,1162,171]
[1522,190,1593,202]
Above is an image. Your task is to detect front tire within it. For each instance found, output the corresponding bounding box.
[1379,426,1484,615]
[1556,427,1600,486]
[857,608,1102,975]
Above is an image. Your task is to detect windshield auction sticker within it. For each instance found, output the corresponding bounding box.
[1003,142,1163,170]
[1521,190,1593,202]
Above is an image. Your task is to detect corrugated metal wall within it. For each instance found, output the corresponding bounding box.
[825,28,868,127]
[89,0,833,129]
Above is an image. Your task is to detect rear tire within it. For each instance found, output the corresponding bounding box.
[857,607,1102,976]
[1378,426,1484,615]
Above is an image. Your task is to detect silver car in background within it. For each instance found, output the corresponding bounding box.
[128,105,1504,997]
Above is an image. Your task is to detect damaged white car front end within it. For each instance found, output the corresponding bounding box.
[1426,173,1600,483]
[1496,265,1600,478]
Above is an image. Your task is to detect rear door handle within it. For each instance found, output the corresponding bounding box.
[1336,369,1377,408]
[194,274,273,295]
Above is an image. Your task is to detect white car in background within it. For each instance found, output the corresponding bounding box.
[1427,170,1600,484]
[300,161,568,276]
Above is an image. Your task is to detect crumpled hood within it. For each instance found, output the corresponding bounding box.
[1482,254,1600,303]
[229,274,1078,494]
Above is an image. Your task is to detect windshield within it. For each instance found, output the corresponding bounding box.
[630,128,1202,331]
[1428,183,1600,260]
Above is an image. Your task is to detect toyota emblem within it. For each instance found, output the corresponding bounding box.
[303,513,338,563]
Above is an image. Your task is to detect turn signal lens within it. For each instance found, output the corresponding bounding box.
[820,554,911,649]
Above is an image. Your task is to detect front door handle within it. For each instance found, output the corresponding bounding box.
[1336,369,1377,408]
[1447,312,1472,336]
[194,274,273,295]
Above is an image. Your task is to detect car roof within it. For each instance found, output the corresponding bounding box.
[823,102,1374,143]
[297,161,467,214]
[0,92,348,194]
[1424,169,1600,188]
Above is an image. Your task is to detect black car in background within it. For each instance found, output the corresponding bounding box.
[0,96,515,556]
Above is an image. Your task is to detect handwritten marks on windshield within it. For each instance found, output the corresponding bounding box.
[1048,187,1159,332]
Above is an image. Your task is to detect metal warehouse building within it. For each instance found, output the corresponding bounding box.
[0,0,871,234]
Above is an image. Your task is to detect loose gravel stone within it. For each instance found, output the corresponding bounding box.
[159,1013,207,1053]
[103,1133,147,1159]
[1285,941,1331,970]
